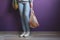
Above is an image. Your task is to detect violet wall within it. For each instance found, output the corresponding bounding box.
[0,0,60,31]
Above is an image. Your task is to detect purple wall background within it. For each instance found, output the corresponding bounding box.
[0,0,60,31]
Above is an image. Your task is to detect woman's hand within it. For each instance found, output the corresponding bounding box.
[30,2,33,8]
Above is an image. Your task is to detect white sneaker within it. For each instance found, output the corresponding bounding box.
[20,32,26,37]
[24,32,30,37]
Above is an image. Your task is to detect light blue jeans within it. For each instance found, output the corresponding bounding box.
[18,1,30,32]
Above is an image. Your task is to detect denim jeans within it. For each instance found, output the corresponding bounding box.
[18,1,30,32]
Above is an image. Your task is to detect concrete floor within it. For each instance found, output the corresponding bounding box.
[0,31,60,40]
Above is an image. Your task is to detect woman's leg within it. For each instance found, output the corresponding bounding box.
[18,2,26,37]
[23,2,30,37]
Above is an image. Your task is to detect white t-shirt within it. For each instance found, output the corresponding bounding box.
[18,0,32,2]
